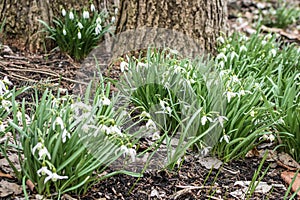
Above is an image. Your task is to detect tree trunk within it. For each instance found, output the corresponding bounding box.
[115,0,227,55]
[0,0,117,52]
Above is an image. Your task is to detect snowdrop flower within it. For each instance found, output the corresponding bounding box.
[217,36,225,44]
[96,124,110,135]
[77,31,82,39]
[95,24,102,35]
[0,122,6,132]
[61,8,66,17]
[90,4,96,12]
[53,116,64,129]
[218,61,225,69]
[146,119,156,129]
[216,52,227,62]
[0,81,7,95]
[120,146,136,162]
[96,17,102,24]
[231,75,240,83]
[100,95,111,105]
[240,45,247,52]
[230,51,239,61]
[215,115,228,128]
[62,129,71,143]
[270,49,276,57]
[120,61,128,72]
[127,148,136,162]
[224,91,237,103]
[3,76,12,85]
[152,131,160,140]
[63,29,67,36]
[261,40,267,46]
[201,115,213,126]
[111,16,116,23]
[250,110,255,117]
[109,125,123,137]
[37,166,52,176]
[44,171,68,184]
[200,146,211,156]
[2,100,11,112]
[115,8,119,15]
[69,11,74,20]
[77,22,83,29]
[140,111,151,119]
[220,134,230,143]
[259,134,275,142]
[83,11,89,19]
[32,142,51,160]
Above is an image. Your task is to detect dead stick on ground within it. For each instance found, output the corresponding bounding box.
[4,67,87,85]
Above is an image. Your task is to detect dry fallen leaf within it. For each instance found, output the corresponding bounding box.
[277,152,300,171]
[0,180,22,198]
[26,179,35,192]
[198,157,223,170]
[281,171,300,198]
[0,171,13,179]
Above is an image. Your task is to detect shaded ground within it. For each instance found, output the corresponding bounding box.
[0,0,300,199]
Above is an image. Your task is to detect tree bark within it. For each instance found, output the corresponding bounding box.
[115,0,228,55]
[0,0,117,52]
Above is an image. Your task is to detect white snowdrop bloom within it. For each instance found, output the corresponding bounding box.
[100,95,111,106]
[174,65,183,74]
[146,119,156,129]
[62,129,71,143]
[77,22,83,29]
[250,110,255,117]
[201,115,213,126]
[3,76,12,86]
[218,61,225,69]
[200,146,211,156]
[90,4,96,12]
[37,166,52,176]
[0,122,6,132]
[230,51,239,61]
[165,106,172,116]
[109,125,123,137]
[140,111,151,119]
[69,11,74,20]
[111,16,116,23]
[215,115,228,128]
[95,24,102,35]
[159,100,167,110]
[2,100,12,112]
[152,131,160,141]
[120,61,128,72]
[62,8,66,17]
[83,11,90,19]
[38,147,51,160]
[231,75,240,83]
[264,34,272,41]
[217,36,225,44]
[96,17,102,24]
[77,31,82,39]
[220,134,230,143]
[278,117,285,125]
[16,111,23,124]
[63,29,67,36]
[53,116,64,130]
[0,81,7,95]
[127,148,136,162]
[44,171,68,184]
[240,45,247,52]
[216,52,227,62]
[225,91,237,103]
[241,35,249,41]
[97,124,110,135]
[261,40,267,46]
[270,49,276,57]
[268,134,275,142]
[115,8,119,15]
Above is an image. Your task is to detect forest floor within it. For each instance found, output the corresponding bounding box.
[1,0,300,199]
